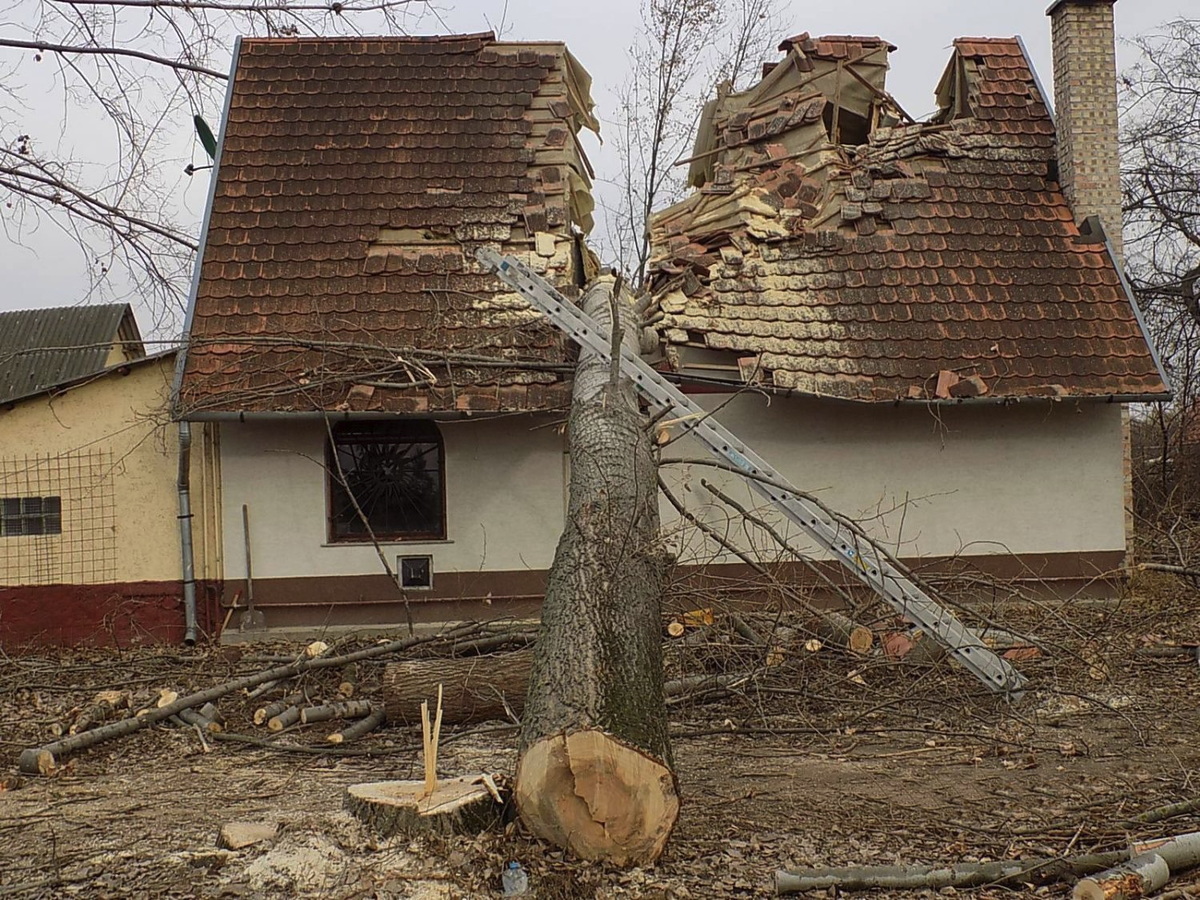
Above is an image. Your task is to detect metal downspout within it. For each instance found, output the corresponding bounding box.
[178,421,198,645]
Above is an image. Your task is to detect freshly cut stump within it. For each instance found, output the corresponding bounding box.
[516,730,679,866]
[345,775,502,838]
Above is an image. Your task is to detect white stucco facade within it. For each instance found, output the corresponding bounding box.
[217,395,1126,596]
[218,415,568,581]
[659,394,1127,569]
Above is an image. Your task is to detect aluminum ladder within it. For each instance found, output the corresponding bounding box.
[477,248,1028,700]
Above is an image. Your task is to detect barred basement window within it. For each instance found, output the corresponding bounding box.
[0,496,62,537]
[328,421,445,542]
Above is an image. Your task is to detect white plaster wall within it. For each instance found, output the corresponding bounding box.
[219,416,567,579]
[659,394,1127,563]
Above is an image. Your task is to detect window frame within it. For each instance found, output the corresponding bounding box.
[325,420,447,544]
[0,495,63,538]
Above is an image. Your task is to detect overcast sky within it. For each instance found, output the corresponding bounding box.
[0,0,1191,332]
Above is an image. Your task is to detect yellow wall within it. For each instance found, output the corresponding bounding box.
[0,357,220,587]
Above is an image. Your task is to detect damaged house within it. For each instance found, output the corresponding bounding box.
[174,33,599,630]
[651,0,1167,596]
[175,2,1163,638]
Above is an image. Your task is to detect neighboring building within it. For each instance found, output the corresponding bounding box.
[650,0,1165,597]
[175,33,597,629]
[0,305,219,647]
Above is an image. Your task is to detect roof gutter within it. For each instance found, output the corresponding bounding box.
[181,408,567,423]
[670,371,1169,406]
[171,36,243,420]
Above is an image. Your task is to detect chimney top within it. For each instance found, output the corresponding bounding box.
[1046,0,1115,17]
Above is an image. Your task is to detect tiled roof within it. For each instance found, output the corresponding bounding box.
[0,304,143,406]
[177,33,598,417]
[649,36,1168,402]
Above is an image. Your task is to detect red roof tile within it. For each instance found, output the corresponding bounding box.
[178,33,597,416]
[648,37,1166,402]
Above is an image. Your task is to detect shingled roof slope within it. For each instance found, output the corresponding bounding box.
[0,304,143,406]
[177,33,598,417]
[649,36,1168,402]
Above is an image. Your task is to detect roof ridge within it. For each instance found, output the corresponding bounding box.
[240,30,496,45]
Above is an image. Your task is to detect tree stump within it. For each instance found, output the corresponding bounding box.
[516,277,678,866]
[345,775,503,837]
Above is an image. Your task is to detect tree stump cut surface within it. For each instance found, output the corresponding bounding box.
[345,775,502,838]
[516,730,679,867]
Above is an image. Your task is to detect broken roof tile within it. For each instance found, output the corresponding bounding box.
[646,34,1167,403]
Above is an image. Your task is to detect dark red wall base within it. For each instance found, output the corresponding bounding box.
[0,581,220,650]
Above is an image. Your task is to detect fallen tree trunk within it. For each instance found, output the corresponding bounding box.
[17,623,481,774]
[777,850,1130,893]
[516,278,678,867]
[384,650,746,725]
[384,650,533,725]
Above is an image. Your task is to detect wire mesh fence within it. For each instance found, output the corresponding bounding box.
[0,449,117,587]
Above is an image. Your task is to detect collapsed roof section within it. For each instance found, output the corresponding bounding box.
[649,35,1168,402]
[177,33,599,418]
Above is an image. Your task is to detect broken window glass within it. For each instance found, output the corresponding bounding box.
[0,496,63,537]
[328,421,445,542]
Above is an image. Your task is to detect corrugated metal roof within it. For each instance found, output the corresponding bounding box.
[0,304,144,405]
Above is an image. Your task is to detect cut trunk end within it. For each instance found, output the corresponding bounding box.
[516,730,679,867]
[345,775,503,838]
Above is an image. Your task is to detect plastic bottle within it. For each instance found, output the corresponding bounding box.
[501,860,529,896]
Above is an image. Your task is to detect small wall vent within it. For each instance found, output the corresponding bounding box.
[398,555,433,590]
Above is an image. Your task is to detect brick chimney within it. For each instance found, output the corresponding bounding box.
[1047,0,1123,264]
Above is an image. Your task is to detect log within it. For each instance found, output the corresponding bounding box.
[17,623,481,774]
[255,691,305,726]
[337,664,358,699]
[268,706,301,732]
[777,850,1130,893]
[818,611,874,655]
[300,700,374,725]
[1073,854,1169,900]
[178,704,223,733]
[328,706,385,744]
[69,694,129,735]
[386,649,745,725]
[516,278,678,867]
[383,650,533,726]
[345,775,503,837]
[1075,832,1200,900]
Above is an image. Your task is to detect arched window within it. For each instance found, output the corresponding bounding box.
[327,420,445,542]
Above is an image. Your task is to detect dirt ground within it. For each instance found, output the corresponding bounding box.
[1,575,1198,899]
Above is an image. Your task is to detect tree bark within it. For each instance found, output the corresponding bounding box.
[17,624,480,774]
[777,851,1131,893]
[515,277,678,867]
[383,650,533,725]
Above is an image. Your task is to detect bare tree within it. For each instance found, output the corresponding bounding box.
[1121,17,1200,535]
[0,0,433,331]
[604,0,782,284]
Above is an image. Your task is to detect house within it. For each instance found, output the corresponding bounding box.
[174,33,598,631]
[176,2,1162,638]
[650,0,1166,597]
[0,305,219,647]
